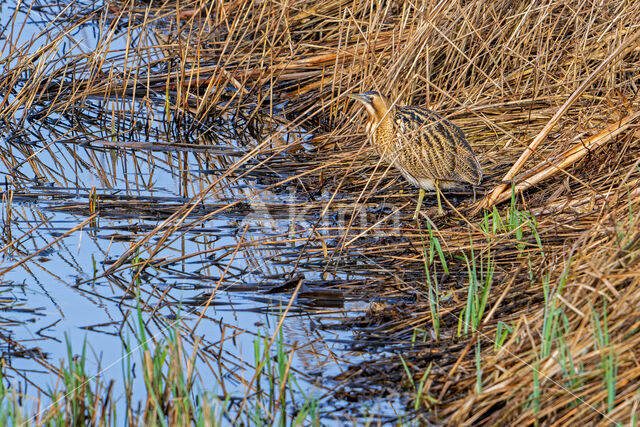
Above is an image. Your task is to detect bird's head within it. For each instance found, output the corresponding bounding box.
[346,91,393,122]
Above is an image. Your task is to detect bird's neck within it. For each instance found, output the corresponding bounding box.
[366,105,393,132]
[366,108,393,145]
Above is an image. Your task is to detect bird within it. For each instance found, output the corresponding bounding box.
[346,91,482,218]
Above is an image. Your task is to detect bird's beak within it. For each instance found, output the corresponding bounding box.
[346,93,371,104]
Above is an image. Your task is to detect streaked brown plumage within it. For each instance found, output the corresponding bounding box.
[347,91,482,216]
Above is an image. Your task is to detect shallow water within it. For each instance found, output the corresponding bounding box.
[0,1,409,423]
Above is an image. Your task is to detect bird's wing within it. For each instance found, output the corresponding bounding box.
[451,134,483,185]
[394,106,482,185]
[394,107,458,181]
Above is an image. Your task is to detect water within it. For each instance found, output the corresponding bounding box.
[0,1,409,423]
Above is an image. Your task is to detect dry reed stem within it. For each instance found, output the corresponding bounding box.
[482,28,640,209]
[488,110,640,207]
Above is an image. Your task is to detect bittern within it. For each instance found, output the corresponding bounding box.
[347,91,482,218]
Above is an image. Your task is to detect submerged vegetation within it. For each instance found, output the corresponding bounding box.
[1,0,640,424]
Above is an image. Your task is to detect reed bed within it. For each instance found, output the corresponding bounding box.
[1,0,640,424]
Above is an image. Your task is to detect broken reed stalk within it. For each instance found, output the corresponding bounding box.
[488,110,640,207]
[481,29,640,210]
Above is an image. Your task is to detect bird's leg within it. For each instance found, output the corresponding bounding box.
[435,179,444,215]
[413,188,426,220]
